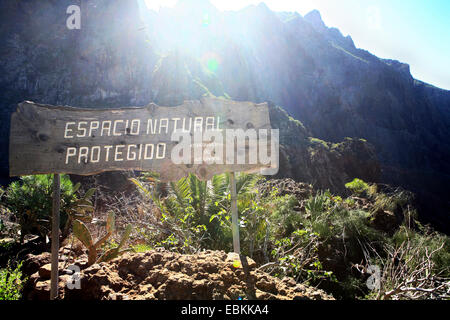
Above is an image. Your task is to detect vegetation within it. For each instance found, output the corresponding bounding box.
[0,172,448,300]
[309,137,330,149]
[131,173,260,253]
[73,211,133,266]
[131,173,449,300]
[345,178,369,195]
[3,174,95,243]
[0,261,25,300]
[368,225,450,299]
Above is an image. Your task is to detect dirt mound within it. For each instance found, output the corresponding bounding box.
[23,249,333,300]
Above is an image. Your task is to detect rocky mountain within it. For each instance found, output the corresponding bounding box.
[0,0,448,231]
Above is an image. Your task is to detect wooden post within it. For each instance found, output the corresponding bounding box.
[50,173,60,300]
[230,172,240,254]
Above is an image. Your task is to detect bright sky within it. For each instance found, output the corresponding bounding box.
[144,0,450,90]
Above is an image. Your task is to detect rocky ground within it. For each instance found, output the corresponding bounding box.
[22,248,333,300]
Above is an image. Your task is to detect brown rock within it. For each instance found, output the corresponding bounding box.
[38,262,65,279]
[27,250,334,300]
[22,252,51,276]
[371,208,399,234]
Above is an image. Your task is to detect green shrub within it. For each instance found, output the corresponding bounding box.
[391,226,450,277]
[373,190,414,217]
[0,261,25,300]
[345,178,369,195]
[4,174,94,242]
[270,229,335,285]
[132,173,262,253]
[270,194,302,237]
[304,191,387,252]
[238,185,274,258]
[305,191,331,222]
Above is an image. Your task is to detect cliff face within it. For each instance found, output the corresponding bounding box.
[0,1,448,230]
[268,105,380,193]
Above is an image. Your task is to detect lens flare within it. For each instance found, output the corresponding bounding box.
[202,52,221,73]
[202,13,211,27]
[207,58,219,72]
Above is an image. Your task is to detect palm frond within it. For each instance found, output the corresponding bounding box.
[170,176,192,208]
[236,173,262,195]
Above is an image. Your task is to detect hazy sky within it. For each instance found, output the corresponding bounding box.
[144,0,450,90]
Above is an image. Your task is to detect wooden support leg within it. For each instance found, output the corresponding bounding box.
[50,174,60,300]
[230,172,240,254]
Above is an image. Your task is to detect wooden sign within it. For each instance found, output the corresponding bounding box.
[9,97,279,297]
[9,98,278,181]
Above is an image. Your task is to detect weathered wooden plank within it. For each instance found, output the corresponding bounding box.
[50,174,60,300]
[9,98,277,181]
